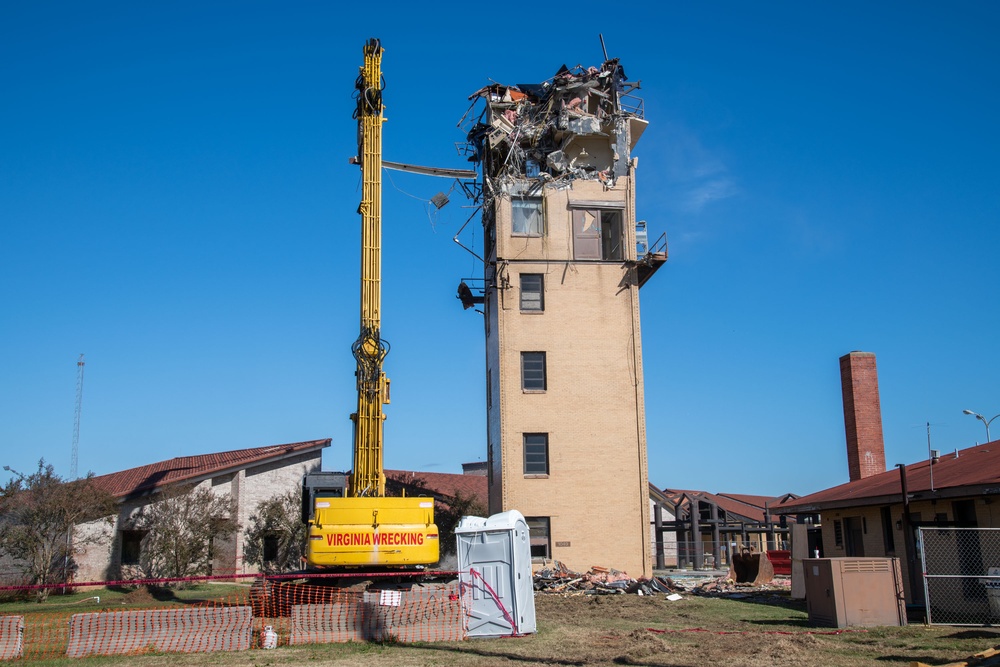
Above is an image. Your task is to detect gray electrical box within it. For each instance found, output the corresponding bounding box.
[804,557,907,628]
[456,510,536,637]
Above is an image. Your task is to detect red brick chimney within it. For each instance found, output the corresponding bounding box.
[840,351,886,481]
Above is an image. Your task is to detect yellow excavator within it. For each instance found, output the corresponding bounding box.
[304,39,439,569]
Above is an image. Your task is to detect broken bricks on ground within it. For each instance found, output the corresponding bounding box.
[533,561,791,600]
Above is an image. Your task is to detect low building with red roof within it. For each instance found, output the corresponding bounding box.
[72,439,330,582]
[67,442,496,583]
[773,440,1000,604]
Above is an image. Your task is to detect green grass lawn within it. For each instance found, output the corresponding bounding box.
[3,587,1000,666]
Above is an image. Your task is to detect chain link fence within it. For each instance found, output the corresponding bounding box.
[920,527,1000,625]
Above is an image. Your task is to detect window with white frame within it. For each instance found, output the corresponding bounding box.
[572,208,623,260]
[512,197,544,236]
[520,274,544,311]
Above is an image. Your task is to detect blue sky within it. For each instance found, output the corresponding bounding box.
[2,2,998,496]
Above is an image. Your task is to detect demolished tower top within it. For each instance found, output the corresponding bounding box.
[460,59,648,190]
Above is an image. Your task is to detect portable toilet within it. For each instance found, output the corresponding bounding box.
[456,510,536,637]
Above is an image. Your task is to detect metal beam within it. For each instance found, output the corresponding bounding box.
[350,156,478,179]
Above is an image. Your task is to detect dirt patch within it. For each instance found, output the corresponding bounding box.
[121,586,177,607]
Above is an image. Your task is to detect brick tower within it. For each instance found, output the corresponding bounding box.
[458,58,666,576]
[839,351,886,481]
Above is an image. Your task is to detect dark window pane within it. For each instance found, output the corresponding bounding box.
[521,352,546,390]
[121,530,146,565]
[520,274,544,311]
[524,433,548,474]
[601,210,623,260]
[526,516,550,560]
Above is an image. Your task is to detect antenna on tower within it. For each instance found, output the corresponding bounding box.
[71,354,85,480]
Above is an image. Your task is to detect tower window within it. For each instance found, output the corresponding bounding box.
[521,352,546,391]
[526,517,551,560]
[512,198,544,236]
[520,274,544,311]
[523,433,549,475]
[572,208,623,260]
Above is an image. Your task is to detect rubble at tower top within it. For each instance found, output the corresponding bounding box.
[459,59,647,193]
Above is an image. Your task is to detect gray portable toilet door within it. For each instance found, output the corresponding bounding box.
[461,530,517,637]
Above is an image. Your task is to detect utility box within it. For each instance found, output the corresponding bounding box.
[804,557,906,628]
[456,510,536,637]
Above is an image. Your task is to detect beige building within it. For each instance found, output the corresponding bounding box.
[459,59,666,577]
[71,439,329,582]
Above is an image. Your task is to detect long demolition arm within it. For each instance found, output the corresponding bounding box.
[349,38,388,498]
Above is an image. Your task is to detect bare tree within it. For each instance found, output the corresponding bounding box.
[0,460,116,602]
[243,490,306,574]
[130,484,237,582]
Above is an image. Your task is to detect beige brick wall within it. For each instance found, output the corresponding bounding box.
[487,174,652,577]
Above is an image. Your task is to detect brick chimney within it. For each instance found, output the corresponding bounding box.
[840,351,886,481]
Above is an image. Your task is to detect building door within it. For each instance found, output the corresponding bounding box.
[844,517,865,557]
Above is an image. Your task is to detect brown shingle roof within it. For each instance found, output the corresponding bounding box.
[774,440,1000,513]
[90,439,331,498]
[664,488,794,523]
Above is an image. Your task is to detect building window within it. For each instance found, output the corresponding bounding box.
[833,519,843,548]
[524,433,549,475]
[881,506,895,555]
[526,517,551,560]
[521,352,546,391]
[512,197,543,236]
[844,516,865,557]
[520,274,544,311]
[486,368,492,408]
[953,499,978,528]
[120,529,147,565]
[262,534,279,562]
[572,208,623,260]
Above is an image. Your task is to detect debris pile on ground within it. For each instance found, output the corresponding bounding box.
[691,575,793,605]
[532,561,795,602]
[533,562,685,596]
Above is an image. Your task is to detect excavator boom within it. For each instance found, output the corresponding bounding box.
[350,37,389,498]
[304,39,439,569]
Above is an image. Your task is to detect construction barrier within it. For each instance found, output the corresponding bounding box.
[0,573,471,661]
[66,607,252,657]
[289,586,463,644]
[0,617,23,660]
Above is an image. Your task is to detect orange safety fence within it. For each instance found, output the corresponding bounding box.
[0,571,467,661]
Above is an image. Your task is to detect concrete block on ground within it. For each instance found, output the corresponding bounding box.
[289,585,464,644]
[67,606,252,657]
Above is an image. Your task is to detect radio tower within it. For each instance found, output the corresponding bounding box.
[71,354,85,480]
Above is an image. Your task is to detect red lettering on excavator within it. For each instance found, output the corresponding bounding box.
[326,532,429,547]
